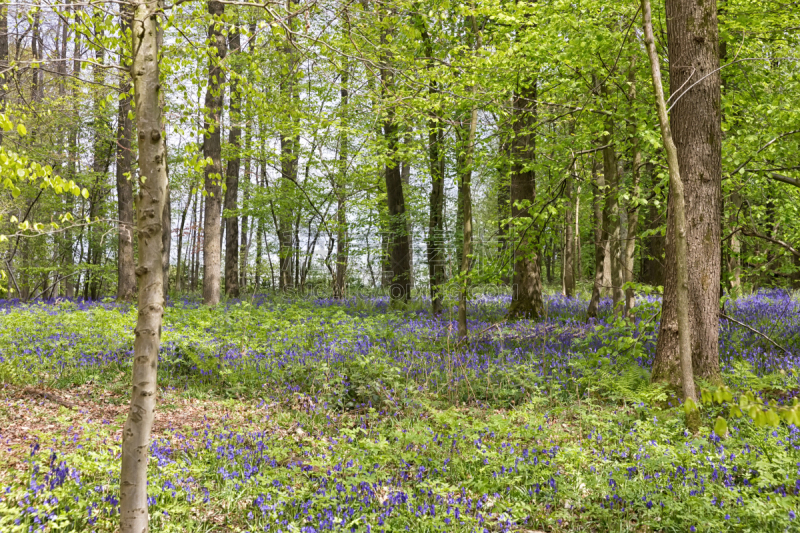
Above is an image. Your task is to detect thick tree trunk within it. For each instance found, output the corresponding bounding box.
[641,0,699,427]
[116,9,136,301]
[224,27,241,297]
[381,28,411,303]
[202,0,226,305]
[507,81,543,320]
[587,157,606,319]
[651,0,723,386]
[119,0,168,528]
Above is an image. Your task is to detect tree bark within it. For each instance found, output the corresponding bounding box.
[641,162,665,285]
[176,193,192,292]
[641,0,699,426]
[651,0,723,386]
[381,24,411,303]
[624,56,642,314]
[276,1,299,291]
[727,191,742,295]
[562,171,575,297]
[224,26,241,297]
[119,0,168,527]
[587,157,606,319]
[507,80,543,320]
[333,60,349,299]
[116,7,136,301]
[162,186,171,299]
[202,0,226,305]
[88,40,113,300]
[601,95,624,315]
[0,0,7,146]
[457,83,478,339]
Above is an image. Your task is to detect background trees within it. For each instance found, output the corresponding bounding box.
[0,0,798,377]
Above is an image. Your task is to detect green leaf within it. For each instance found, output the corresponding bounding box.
[713,416,728,437]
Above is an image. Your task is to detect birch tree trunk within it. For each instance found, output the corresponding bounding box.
[119,0,168,527]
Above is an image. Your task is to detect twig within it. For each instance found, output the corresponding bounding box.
[720,312,792,356]
[19,387,77,410]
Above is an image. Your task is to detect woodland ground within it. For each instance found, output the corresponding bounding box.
[0,290,799,532]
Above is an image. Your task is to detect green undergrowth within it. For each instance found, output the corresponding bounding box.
[0,296,799,531]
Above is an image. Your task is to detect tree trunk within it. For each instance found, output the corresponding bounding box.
[333,62,349,299]
[651,0,723,386]
[224,26,241,297]
[116,7,136,301]
[641,162,665,285]
[562,171,575,297]
[587,157,606,319]
[193,195,204,291]
[427,111,446,313]
[63,7,82,298]
[381,25,411,303]
[624,56,642,314]
[88,41,112,300]
[507,81,543,320]
[240,136,251,290]
[162,186,171,299]
[601,99,624,315]
[457,103,478,339]
[31,4,41,103]
[119,0,168,527]
[727,191,742,295]
[0,0,7,146]
[202,0,226,305]
[176,193,192,292]
[277,3,299,291]
[574,185,581,283]
[641,0,699,428]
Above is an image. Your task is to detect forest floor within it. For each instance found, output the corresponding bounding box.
[1,290,799,532]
